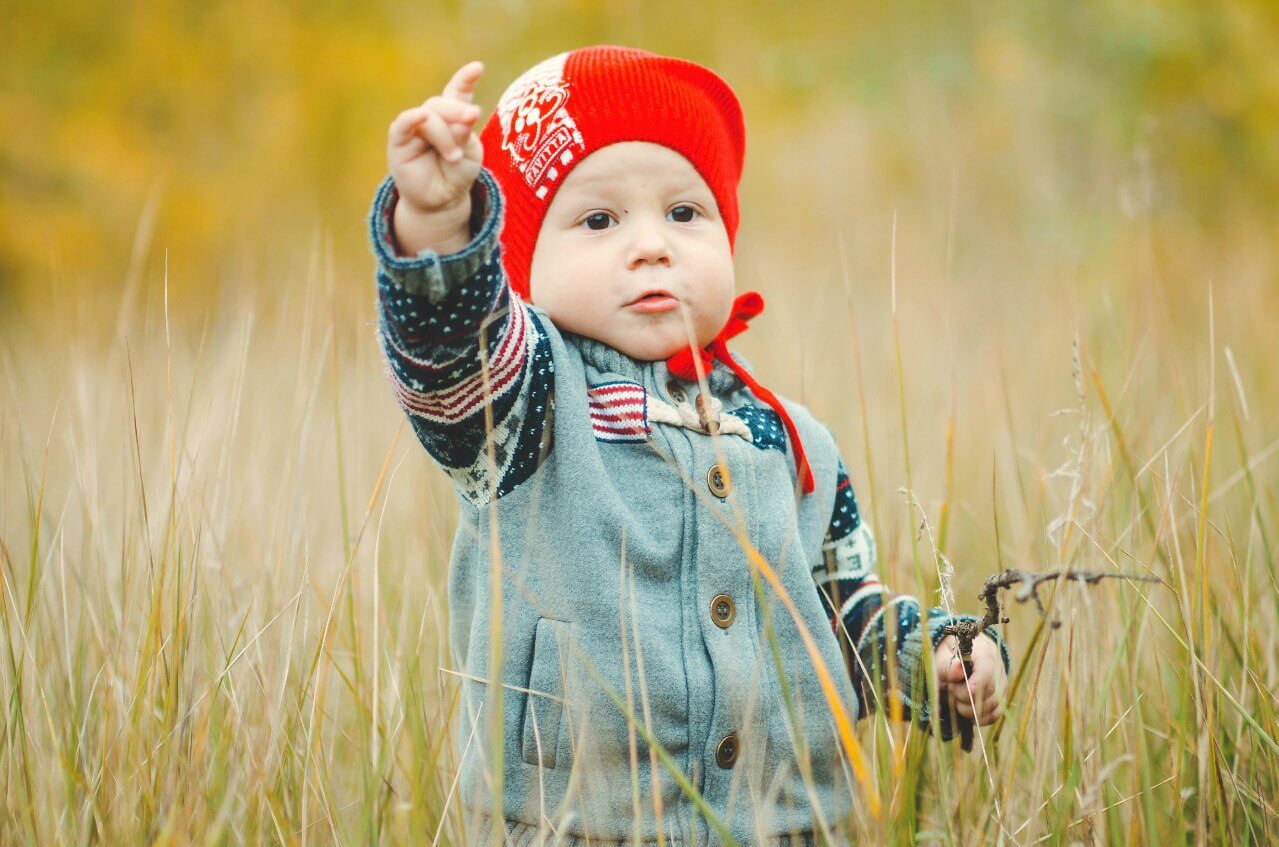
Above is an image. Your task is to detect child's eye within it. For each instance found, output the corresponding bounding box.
[667,205,699,223]
[581,212,616,231]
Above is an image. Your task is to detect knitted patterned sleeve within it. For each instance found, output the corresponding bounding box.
[368,167,554,506]
[812,457,1011,732]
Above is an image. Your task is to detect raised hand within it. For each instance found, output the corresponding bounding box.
[386,60,487,254]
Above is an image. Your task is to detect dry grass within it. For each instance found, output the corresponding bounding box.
[2,214,1276,845]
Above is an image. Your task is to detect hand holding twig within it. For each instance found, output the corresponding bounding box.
[941,567,1163,752]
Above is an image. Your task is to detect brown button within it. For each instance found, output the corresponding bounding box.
[707,463,731,498]
[710,594,736,629]
[666,379,687,403]
[715,733,739,769]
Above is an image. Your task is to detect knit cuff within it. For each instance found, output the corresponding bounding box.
[367,168,504,302]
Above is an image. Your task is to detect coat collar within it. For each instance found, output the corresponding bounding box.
[564,330,747,397]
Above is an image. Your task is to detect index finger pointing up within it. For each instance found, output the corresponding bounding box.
[444,60,485,103]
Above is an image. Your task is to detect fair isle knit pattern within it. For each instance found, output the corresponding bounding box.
[371,169,554,506]
[730,404,788,453]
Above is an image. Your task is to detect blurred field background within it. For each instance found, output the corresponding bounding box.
[3,0,1279,844]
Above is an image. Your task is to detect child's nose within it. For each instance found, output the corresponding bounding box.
[625,215,672,268]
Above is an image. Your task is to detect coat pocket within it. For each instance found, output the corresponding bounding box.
[521,617,571,768]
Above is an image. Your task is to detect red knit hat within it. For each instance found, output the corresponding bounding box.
[479,45,745,299]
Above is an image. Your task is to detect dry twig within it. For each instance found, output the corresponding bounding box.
[941,568,1164,751]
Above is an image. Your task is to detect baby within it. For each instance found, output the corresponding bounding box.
[369,46,1009,846]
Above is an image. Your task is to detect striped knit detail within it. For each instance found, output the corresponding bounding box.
[587,381,649,443]
[389,299,529,426]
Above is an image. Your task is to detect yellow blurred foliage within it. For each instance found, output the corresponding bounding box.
[1,0,1277,323]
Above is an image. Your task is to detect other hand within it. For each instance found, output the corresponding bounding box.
[934,633,1005,726]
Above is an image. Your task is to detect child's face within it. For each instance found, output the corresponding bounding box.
[528,142,736,361]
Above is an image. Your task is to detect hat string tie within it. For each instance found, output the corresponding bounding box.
[666,291,815,495]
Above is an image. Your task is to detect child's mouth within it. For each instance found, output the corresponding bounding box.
[626,290,680,314]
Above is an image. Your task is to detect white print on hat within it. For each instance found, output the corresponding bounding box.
[495,52,586,201]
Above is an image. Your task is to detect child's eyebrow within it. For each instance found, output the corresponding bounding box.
[563,173,713,202]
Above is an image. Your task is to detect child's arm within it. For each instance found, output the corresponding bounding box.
[812,458,1011,734]
[369,62,554,505]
